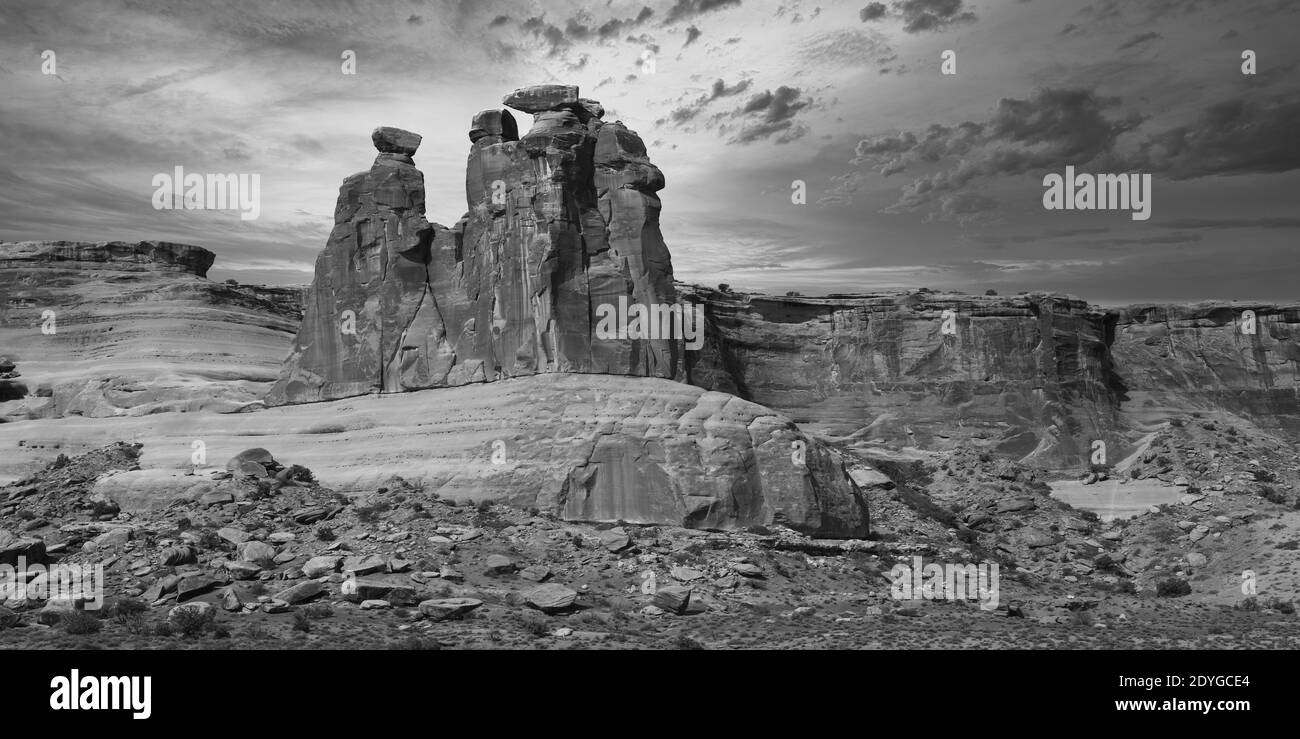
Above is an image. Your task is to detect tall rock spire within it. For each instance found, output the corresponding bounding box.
[267,85,689,406]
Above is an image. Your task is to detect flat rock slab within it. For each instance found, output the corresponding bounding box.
[503,84,579,113]
[275,580,324,605]
[419,597,483,622]
[525,583,578,613]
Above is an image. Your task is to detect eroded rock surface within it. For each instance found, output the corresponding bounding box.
[0,241,301,420]
[267,86,682,405]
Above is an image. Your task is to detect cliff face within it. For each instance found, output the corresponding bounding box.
[267,87,682,406]
[682,289,1122,467]
[0,240,300,420]
[0,240,216,277]
[680,289,1300,468]
[1109,304,1300,435]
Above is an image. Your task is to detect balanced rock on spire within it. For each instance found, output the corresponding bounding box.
[267,85,686,404]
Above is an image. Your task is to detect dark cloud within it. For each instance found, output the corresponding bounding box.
[406,14,423,26]
[729,86,814,144]
[663,0,743,25]
[1059,23,1079,35]
[1134,95,1300,178]
[1117,31,1160,50]
[657,78,754,125]
[898,0,977,33]
[685,25,702,45]
[860,3,887,21]
[855,0,977,34]
[488,15,510,27]
[852,87,1142,217]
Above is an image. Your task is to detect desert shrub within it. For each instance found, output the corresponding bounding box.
[301,602,333,619]
[196,528,228,551]
[0,607,22,630]
[315,525,336,542]
[1148,519,1183,544]
[61,611,103,635]
[521,611,549,637]
[1264,597,1296,615]
[109,597,148,625]
[212,623,231,639]
[291,610,312,633]
[673,634,706,650]
[172,607,216,637]
[1156,578,1192,598]
[154,622,175,637]
[1260,486,1287,505]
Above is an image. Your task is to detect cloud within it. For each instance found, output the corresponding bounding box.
[799,28,894,68]
[855,0,977,34]
[1117,31,1160,50]
[663,0,743,25]
[851,87,1143,216]
[860,3,887,21]
[898,0,977,33]
[685,25,702,45]
[727,86,815,144]
[1133,95,1300,178]
[656,78,754,125]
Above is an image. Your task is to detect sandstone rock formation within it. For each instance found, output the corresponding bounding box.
[5,374,869,536]
[1109,303,1300,435]
[0,241,301,421]
[267,85,681,405]
[681,288,1122,467]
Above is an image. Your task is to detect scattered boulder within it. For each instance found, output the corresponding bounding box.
[484,554,515,576]
[302,556,341,578]
[525,583,578,613]
[176,575,216,601]
[419,597,483,622]
[275,581,324,605]
[168,601,214,623]
[652,586,692,615]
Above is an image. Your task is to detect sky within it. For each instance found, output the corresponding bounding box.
[0,0,1297,304]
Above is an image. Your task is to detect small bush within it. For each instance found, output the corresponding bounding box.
[61,610,103,635]
[521,611,549,637]
[291,610,312,633]
[673,634,706,650]
[301,602,333,620]
[172,607,216,637]
[109,598,148,625]
[1156,578,1192,598]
